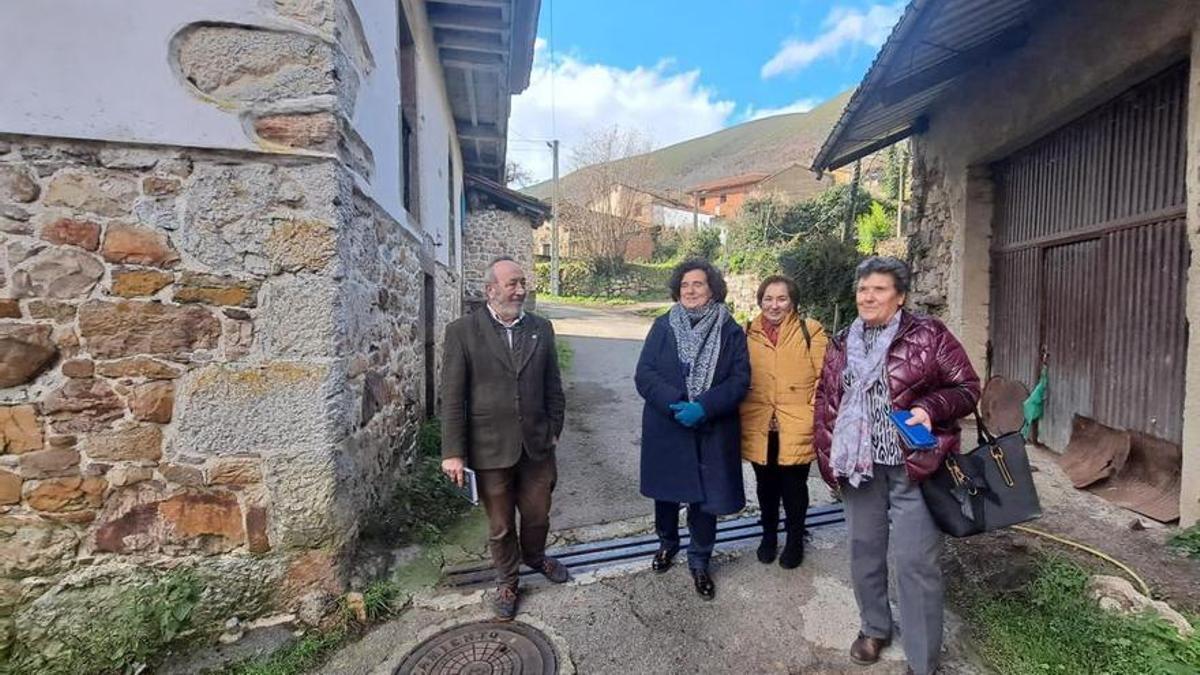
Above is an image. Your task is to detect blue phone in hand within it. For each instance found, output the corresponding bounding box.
[889,410,937,450]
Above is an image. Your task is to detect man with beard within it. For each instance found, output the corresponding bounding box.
[441,256,568,620]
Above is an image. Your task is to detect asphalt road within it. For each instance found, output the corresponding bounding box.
[539,301,833,532]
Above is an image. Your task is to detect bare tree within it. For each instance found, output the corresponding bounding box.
[505,160,534,188]
[566,126,655,275]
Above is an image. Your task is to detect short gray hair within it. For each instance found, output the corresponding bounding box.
[855,256,911,294]
[483,256,517,285]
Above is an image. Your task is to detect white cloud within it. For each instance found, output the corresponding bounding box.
[743,97,822,121]
[761,2,904,79]
[506,43,736,184]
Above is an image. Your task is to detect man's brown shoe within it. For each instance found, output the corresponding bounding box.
[534,556,570,583]
[849,632,891,665]
[493,586,518,621]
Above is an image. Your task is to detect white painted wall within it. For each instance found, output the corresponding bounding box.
[0,0,465,268]
[654,204,713,229]
[351,0,462,265]
[0,0,264,150]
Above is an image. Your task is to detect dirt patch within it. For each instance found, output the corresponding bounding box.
[944,446,1200,614]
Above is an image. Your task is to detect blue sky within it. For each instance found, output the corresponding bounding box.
[507,1,905,182]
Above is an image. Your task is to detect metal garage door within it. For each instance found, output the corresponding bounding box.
[990,62,1189,449]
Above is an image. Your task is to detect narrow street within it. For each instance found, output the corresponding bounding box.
[539,300,834,532]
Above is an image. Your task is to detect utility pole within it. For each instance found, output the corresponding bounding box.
[549,139,560,295]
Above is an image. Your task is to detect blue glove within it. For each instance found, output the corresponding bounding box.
[671,401,706,428]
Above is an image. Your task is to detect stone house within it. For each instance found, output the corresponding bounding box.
[814,0,1200,526]
[0,0,539,664]
[462,174,549,310]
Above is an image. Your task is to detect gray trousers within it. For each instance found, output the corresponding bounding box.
[842,463,943,675]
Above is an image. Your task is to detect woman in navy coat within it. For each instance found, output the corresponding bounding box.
[635,259,750,600]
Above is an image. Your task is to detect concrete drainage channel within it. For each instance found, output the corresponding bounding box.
[442,503,845,588]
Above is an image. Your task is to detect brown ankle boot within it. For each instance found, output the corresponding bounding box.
[849,632,891,665]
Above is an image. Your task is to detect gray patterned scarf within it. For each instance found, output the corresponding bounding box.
[830,310,902,487]
[668,301,728,401]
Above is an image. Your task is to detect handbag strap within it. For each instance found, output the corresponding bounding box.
[972,408,996,446]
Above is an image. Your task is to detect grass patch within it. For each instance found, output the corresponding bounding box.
[1168,524,1200,560]
[362,418,472,545]
[540,293,637,306]
[556,339,574,373]
[7,569,204,675]
[633,305,670,318]
[226,627,347,675]
[966,557,1200,674]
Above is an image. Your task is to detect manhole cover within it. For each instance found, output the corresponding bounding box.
[396,621,558,674]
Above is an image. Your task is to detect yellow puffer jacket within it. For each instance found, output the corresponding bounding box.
[739,312,828,465]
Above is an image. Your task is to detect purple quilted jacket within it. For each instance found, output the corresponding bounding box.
[813,311,981,487]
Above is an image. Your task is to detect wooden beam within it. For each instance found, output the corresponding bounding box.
[437,29,507,54]
[458,123,502,140]
[877,25,1030,105]
[427,4,506,33]
[464,68,479,126]
[430,0,506,9]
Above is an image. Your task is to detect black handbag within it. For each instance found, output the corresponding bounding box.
[920,411,1042,537]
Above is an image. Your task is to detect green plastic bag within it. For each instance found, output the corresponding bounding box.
[1021,366,1048,438]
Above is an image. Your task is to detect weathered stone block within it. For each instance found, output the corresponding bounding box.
[159,463,204,487]
[0,471,19,505]
[106,465,154,488]
[142,176,180,196]
[0,324,56,387]
[43,169,137,217]
[207,457,262,485]
[0,406,42,455]
[265,218,335,273]
[175,24,335,104]
[39,217,100,251]
[23,476,105,512]
[259,275,335,359]
[128,381,174,423]
[253,113,337,152]
[41,379,124,434]
[60,359,94,379]
[18,448,79,479]
[245,505,270,553]
[101,223,180,268]
[98,148,160,170]
[94,356,181,380]
[159,489,245,550]
[0,515,79,577]
[173,272,259,308]
[25,300,77,323]
[78,300,220,359]
[82,424,162,462]
[0,300,19,319]
[11,247,104,299]
[0,165,39,203]
[113,264,174,298]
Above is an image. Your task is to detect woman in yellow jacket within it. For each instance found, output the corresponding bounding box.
[740,275,828,568]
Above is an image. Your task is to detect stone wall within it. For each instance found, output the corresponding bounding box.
[462,205,536,302]
[0,133,450,665]
[726,272,761,317]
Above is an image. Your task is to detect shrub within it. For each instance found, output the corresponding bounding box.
[778,235,862,328]
[678,227,722,262]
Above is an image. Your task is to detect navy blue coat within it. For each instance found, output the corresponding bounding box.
[635,313,750,515]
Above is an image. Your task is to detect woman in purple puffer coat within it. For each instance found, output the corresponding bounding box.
[813,256,980,675]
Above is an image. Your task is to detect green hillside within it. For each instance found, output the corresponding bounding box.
[524,89,852,200]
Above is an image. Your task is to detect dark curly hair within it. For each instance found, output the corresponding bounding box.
[756,274,800,308]
[668,259,728,303]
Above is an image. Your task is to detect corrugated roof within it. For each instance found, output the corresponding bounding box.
[813,0,1044,171]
